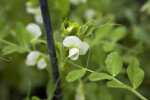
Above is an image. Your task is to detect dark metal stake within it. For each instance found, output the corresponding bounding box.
[39,0,62,100]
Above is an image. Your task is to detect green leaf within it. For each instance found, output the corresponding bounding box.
[89,72,112,81]
[30,39,47,45]
[0,25,10,39]
[85,20,96,36]
[95,25,113,39]
[49,0,69,17]
[26,0,39,8]
[141,1,150,14]
[78,20,96,39]
[23,98,30,100]
[46,60,54,100]
[127,58,144,89]
[68,22,79,36]
[66,69,86,82]
[15,22,32,47]
[61,20,79,37]
[105,52,123,77]
[32,96,41,100]
[2,45,27,55]
[46,80,54,100]
[76,83,84,95]
[102,42,115,52]
[78,24,88,36]
[106,80,127,88]
[86,26,96,37]
[98,84,113,100]
[56,42,67,58]
[110,26,127,42]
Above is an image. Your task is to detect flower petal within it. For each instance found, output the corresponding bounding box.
[26,7,41,14]
[26,51,40,66]
[79,42,89,55]
[26,23,42,38]
[68,48,79,60]
[37,58,47,70]
[63,36,82,48]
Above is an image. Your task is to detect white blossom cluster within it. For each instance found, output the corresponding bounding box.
[25,23,47,69]
[26,51,47,70]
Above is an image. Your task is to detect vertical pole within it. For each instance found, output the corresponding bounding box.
[38,0,62,100]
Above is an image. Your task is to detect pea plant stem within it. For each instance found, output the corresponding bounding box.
[39,0,62,100]
[112,78,147,100]
[127,87,147,100]
[67,60,147,100]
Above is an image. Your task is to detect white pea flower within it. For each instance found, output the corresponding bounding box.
[25,51,47,70]
[26,51,40,66]
[84,9,95,21]
[37,58,47,70]
[63,36,89,60]
[26,23,42,38]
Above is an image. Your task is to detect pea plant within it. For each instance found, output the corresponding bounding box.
[0,0,149,100]
[58,19,147,100]
[0,13,147,100]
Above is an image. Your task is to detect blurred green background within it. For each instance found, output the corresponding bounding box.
[0,0,150,100]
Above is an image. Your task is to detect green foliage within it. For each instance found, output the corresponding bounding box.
[102,42,115,52]
[66,69,86,82]
[141,1,150,15]
[88,0,112,12]
[26,0,39,8]
[15,22,32,47]
[105,52,123,77]
[32,96,41,100]
[78,24,89,36]
[61,19,96,39]
[0,23,10,39]
[0,0,149,100]
[110,26,127,42]
[106,81,126,88]
[81,20,96,37]
[95,25,113,40]
[127,58,144,89]
[56,42,67,58]
[61,19,79,38]
[46,61,54,100]
[76,82,84,96]
[2,44,27,55]
[49,0,69,17]
[46,80,54,100]
[89,72,112,81]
